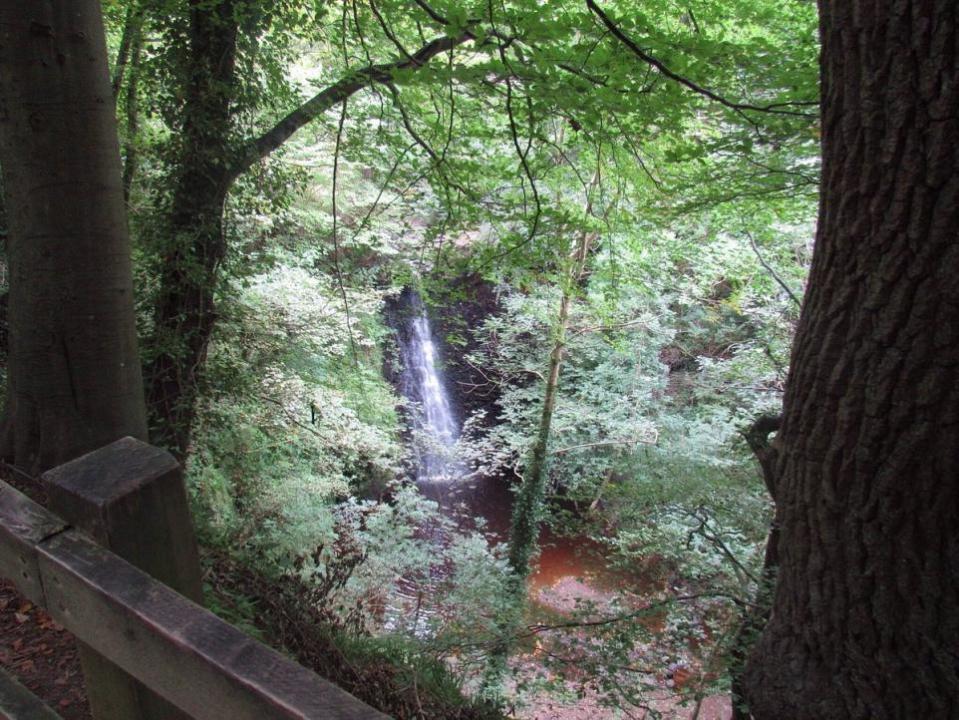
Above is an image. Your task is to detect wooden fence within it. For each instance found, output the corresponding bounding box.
[0,437,389,720]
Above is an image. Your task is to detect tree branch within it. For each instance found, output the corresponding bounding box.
[226,32,472,183]
[552,434,657,455]
[519,592,744,637]
[412,0,452,26]
[585,0,816,118]
[383,82,474,198]
[368,0,415,62]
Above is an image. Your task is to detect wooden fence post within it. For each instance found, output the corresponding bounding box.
[42,437,204,720]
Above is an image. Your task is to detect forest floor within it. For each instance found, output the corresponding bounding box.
[0,570,731,720]
[520,687,730,720]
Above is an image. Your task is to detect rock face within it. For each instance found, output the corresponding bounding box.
[428,274,502,425]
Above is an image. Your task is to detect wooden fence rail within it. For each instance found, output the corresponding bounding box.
[0,666,63,720]
[0,438,389,720]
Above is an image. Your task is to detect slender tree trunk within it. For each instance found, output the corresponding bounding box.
[120,10,144,201]
[0,0,148,473]
[743,2,959,718]
[507,175,599,581]
[506,288,573,578]
[482,223,593,695]
[111,0,145,99]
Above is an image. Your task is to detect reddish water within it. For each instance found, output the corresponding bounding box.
[417,473,619,604]
[413,475,730,720]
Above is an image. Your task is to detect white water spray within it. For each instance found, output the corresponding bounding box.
[397,290,461,482]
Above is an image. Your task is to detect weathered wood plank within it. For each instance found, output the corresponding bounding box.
[0,666,63,720]
[36,530,390,720]
[43,436,203,602]
[1,460,389,720]
[0,483,66,605]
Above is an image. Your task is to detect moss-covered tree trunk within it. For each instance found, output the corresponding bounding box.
[143,0,238,455]
[506,288,572,578]
[508,184,597,581]
[483,225,593,695]
[0,0,148,473]
[742,2,959,717]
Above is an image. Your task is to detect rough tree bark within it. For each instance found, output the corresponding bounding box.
[743,2,958,718]
[0,0,148,473]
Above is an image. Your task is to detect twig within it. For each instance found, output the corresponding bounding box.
[745,230,801,308]
[0,460,37,483]
[585,0,816,118]
[552,434,658,455]
[332,100,359,366]
[368,0,415,61]
[519,592,743,637]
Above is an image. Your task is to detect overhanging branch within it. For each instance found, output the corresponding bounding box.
[585,0,817,118]
[226,32,472,182]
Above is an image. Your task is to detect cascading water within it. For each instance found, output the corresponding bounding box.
[395,290,461,484]
[384,289,464,634]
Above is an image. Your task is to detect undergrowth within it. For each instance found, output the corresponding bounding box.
[202,548,505,720]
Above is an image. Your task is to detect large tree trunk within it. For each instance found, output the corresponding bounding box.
[0,0,148,473]
[742,2,959,718]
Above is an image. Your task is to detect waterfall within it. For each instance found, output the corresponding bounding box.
[396,290,461,483]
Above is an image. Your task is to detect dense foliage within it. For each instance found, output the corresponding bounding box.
[50,1,821,716]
